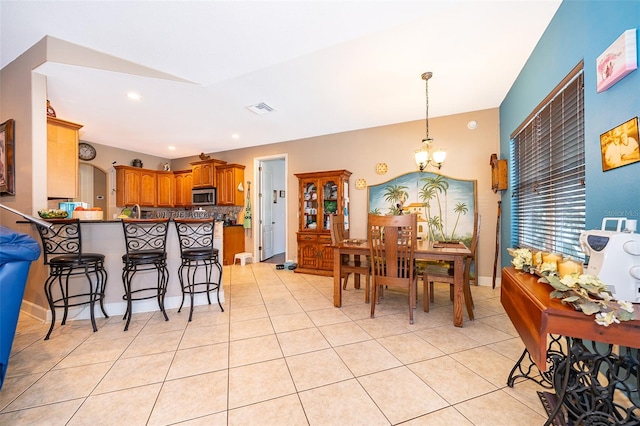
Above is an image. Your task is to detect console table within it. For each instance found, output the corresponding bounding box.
[500,267,640,425]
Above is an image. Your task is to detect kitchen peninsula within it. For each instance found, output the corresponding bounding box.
[21,218,230,323]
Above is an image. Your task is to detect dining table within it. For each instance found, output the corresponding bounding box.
[332,239,472,327]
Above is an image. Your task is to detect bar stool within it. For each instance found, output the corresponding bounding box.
[174,219,223,321]
[35,219,108,340]
[121,218,170,331]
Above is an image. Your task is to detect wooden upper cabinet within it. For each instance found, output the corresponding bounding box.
[215,164,245,206]
[174,170,192,206]
[190,159,226,189]
[115,166,141,206]
[115,165,158,207]
[139,169,157,207]
[156,171,174,207]
[47,117,82,198]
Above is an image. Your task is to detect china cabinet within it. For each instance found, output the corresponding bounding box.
[294,169,351,276]
[215,164,245,206]
[47,116,82,198]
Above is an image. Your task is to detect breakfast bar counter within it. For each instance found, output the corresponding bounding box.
[20,219,225,322]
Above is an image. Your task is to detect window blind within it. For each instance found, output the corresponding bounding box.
[510,66,585,260]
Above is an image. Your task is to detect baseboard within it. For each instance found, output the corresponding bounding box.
[477,275,501,287]
[20,289,225,323]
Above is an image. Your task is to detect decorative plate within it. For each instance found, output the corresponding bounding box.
[375,163,388,174]
[355,178,367,190]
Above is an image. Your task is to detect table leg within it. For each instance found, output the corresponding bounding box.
[453,255,464,327]
[333,247,342,307]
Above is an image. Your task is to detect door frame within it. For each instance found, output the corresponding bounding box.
[253,153,288,262]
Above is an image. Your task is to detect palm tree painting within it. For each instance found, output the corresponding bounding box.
[368,171,476,244]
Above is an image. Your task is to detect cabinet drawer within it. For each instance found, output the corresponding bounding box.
[318,235,332,244]
[297,234,318,243]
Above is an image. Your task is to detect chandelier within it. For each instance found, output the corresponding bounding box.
[415,72,446,171]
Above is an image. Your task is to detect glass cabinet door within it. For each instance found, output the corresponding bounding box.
[320,178,339,231]
[301,180,319,230]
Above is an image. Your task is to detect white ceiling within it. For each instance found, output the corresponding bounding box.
[1,1,561,159]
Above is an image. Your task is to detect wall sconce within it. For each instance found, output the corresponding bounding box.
[414,72,446,171]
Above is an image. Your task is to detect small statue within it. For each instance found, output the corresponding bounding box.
[199,152,210,160]
[46,100,56,117]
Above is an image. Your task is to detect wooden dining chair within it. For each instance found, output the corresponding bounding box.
[329,215,371,302]
[423,212,479,320]
[368,213,418,324]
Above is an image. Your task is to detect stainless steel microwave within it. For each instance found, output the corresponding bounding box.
[192,187,216,205]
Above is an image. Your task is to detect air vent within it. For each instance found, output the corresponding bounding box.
[247,102,277,115]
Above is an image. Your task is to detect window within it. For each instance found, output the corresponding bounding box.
[510,63,585,260]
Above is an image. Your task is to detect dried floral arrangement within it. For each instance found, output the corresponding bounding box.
[508,248,635,326]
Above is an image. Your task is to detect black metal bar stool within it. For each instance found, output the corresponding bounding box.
[120,218,170,331]
[174,218,223,321]
[35,219,108,340]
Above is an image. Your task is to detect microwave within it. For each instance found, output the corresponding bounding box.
[192,187,216,205]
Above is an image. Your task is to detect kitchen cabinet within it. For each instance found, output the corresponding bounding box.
[47,116,82,198]
[215,164,245,206]
[140,169,157,206]
[115,165,157,207]
[115,166,140,206]
[174,170,192,206]
[223,225,245,266]
[156,171,174,207]
[190,159,226,189]
[294,169,351,276]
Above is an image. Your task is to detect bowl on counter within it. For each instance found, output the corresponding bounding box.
[38,209,68,219]
[72,210,104,220]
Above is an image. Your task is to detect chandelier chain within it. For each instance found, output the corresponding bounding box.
[425,75,429,141]
[422,71,433,142]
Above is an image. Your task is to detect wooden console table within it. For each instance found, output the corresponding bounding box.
[501,267,640,425]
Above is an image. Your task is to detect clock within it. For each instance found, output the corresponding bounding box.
[78,142,97,161]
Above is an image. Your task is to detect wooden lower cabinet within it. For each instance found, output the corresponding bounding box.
[296,233,333,276]
[223,225,245,265]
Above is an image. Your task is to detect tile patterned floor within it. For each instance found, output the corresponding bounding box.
[0,263,549,425]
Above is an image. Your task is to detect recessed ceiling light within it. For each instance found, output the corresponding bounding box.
[127,92,141,100]
[232,134,239,139]
[168,146,176,151]
[467,120,478,130]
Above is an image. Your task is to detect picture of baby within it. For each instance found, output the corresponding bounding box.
[600,117,640,171]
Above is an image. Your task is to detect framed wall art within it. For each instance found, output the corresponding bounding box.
[596,29,637,93]
[0,119,15,195]
[600,117,640,171]
[368,171,477,243]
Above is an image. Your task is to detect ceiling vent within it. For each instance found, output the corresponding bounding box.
[247,102,277,115]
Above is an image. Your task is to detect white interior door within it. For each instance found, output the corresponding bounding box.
[261,163,275,260]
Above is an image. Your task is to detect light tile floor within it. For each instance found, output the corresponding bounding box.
[0,263,549,425]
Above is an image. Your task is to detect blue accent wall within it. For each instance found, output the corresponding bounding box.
[499,0,640,266]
